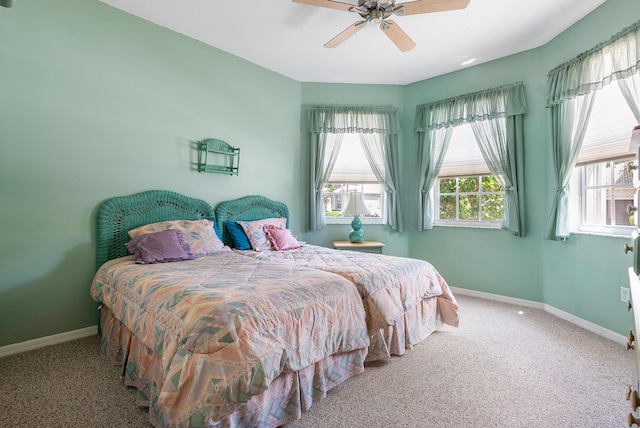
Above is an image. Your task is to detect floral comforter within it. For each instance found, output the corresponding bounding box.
[234,245,460,333]
[90,252,369,422]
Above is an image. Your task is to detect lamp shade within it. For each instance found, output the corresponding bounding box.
[342,191,369,244]
[341,191,370,217]
[631,125,640,152]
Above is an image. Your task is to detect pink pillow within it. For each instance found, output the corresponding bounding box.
[237,218,287,251]
[264,225,303,251]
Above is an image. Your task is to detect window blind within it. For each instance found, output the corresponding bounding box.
[328,133,380,182]
[438,123,490,177]
[578,83,637,165]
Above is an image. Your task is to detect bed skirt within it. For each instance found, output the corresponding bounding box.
[99,306,366,428]
[366,296,448,362]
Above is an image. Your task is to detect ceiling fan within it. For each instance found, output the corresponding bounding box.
[292,0,470,52]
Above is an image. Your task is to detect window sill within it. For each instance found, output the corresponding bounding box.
[325,217,386,225]
[434,221,501,230]
[571,230,633,239]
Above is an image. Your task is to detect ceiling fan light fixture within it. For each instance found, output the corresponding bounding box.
[369,8,383,23]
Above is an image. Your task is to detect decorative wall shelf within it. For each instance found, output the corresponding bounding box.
[197,138,240,175]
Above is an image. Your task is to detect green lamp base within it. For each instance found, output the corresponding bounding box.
[349,215,365,243]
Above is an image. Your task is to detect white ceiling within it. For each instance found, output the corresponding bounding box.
[99,0,606,85]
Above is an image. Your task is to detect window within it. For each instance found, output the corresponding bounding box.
[437,176,504,223]
[572,82,637,235]
[434,123,504,227]
[308,106,401,232]
[322,133,385,224]
[580,159,636,233]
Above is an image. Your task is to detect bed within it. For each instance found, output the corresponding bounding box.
[215,195,459,362]
[90,190,369,428]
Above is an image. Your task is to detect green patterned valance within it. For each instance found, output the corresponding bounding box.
[414,82,526,132]
[547,20,640,106]
[307,105,400,135]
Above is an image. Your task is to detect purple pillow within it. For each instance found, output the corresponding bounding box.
[125,229,195,264]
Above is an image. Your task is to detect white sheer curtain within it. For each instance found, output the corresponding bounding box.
[360,133,403,231]
[416,126,453,230]
[470,115,524,235]
[308,133,343,231]
[617,73,640,122]
[545,93,596,240]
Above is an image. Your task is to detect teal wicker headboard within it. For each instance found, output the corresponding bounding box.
[95,190,216,270]
[215,195,290,248]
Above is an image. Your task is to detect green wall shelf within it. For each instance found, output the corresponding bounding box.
[197,138,240,175]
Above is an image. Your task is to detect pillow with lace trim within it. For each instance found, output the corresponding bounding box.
[264,225,303,251]
[237,218,287,251]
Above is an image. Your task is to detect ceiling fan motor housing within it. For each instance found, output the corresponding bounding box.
[357,0,396,21]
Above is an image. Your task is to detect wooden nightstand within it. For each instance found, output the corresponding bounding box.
[332,240,385,254]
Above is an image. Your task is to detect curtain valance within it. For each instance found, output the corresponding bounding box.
[414,82,526,132]
[546,19,640,107]
[307,106,400,135]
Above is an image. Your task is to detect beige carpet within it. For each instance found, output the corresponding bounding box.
[0,295,633,428]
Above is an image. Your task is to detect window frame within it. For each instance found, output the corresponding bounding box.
[433,123,504,229]
[323,182,387,225]
[575,157,636,236]
[433,175,504,229]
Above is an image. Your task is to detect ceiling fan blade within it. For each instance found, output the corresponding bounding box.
[292,0,355,12]
[324,21,367,48]
[399,0,470,15]
[380,20,416,52]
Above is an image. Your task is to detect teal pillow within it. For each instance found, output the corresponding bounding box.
[225,220,252,250]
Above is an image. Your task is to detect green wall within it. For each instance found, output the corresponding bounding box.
[404,0,640,335]
[1,0,639,348]
[538,0,640,337]
[403,47,546,304]
[0,0,303,346]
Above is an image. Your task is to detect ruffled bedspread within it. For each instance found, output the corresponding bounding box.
[235,245,460,334]
[90,252,369,425]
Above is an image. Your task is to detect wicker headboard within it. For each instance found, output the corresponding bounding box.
[95,190,216,270]
[215,195,290,248]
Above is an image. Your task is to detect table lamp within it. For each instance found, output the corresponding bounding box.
[341,190,370,243]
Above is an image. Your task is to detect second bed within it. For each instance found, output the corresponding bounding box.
[215,195,459,362]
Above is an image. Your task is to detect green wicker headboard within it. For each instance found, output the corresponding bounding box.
[95,190,216,270]
[215,195,290,248]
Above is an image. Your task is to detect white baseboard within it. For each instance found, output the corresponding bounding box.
[451,287,546,310]
[0,325,98,358]
[451,287,627,346]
